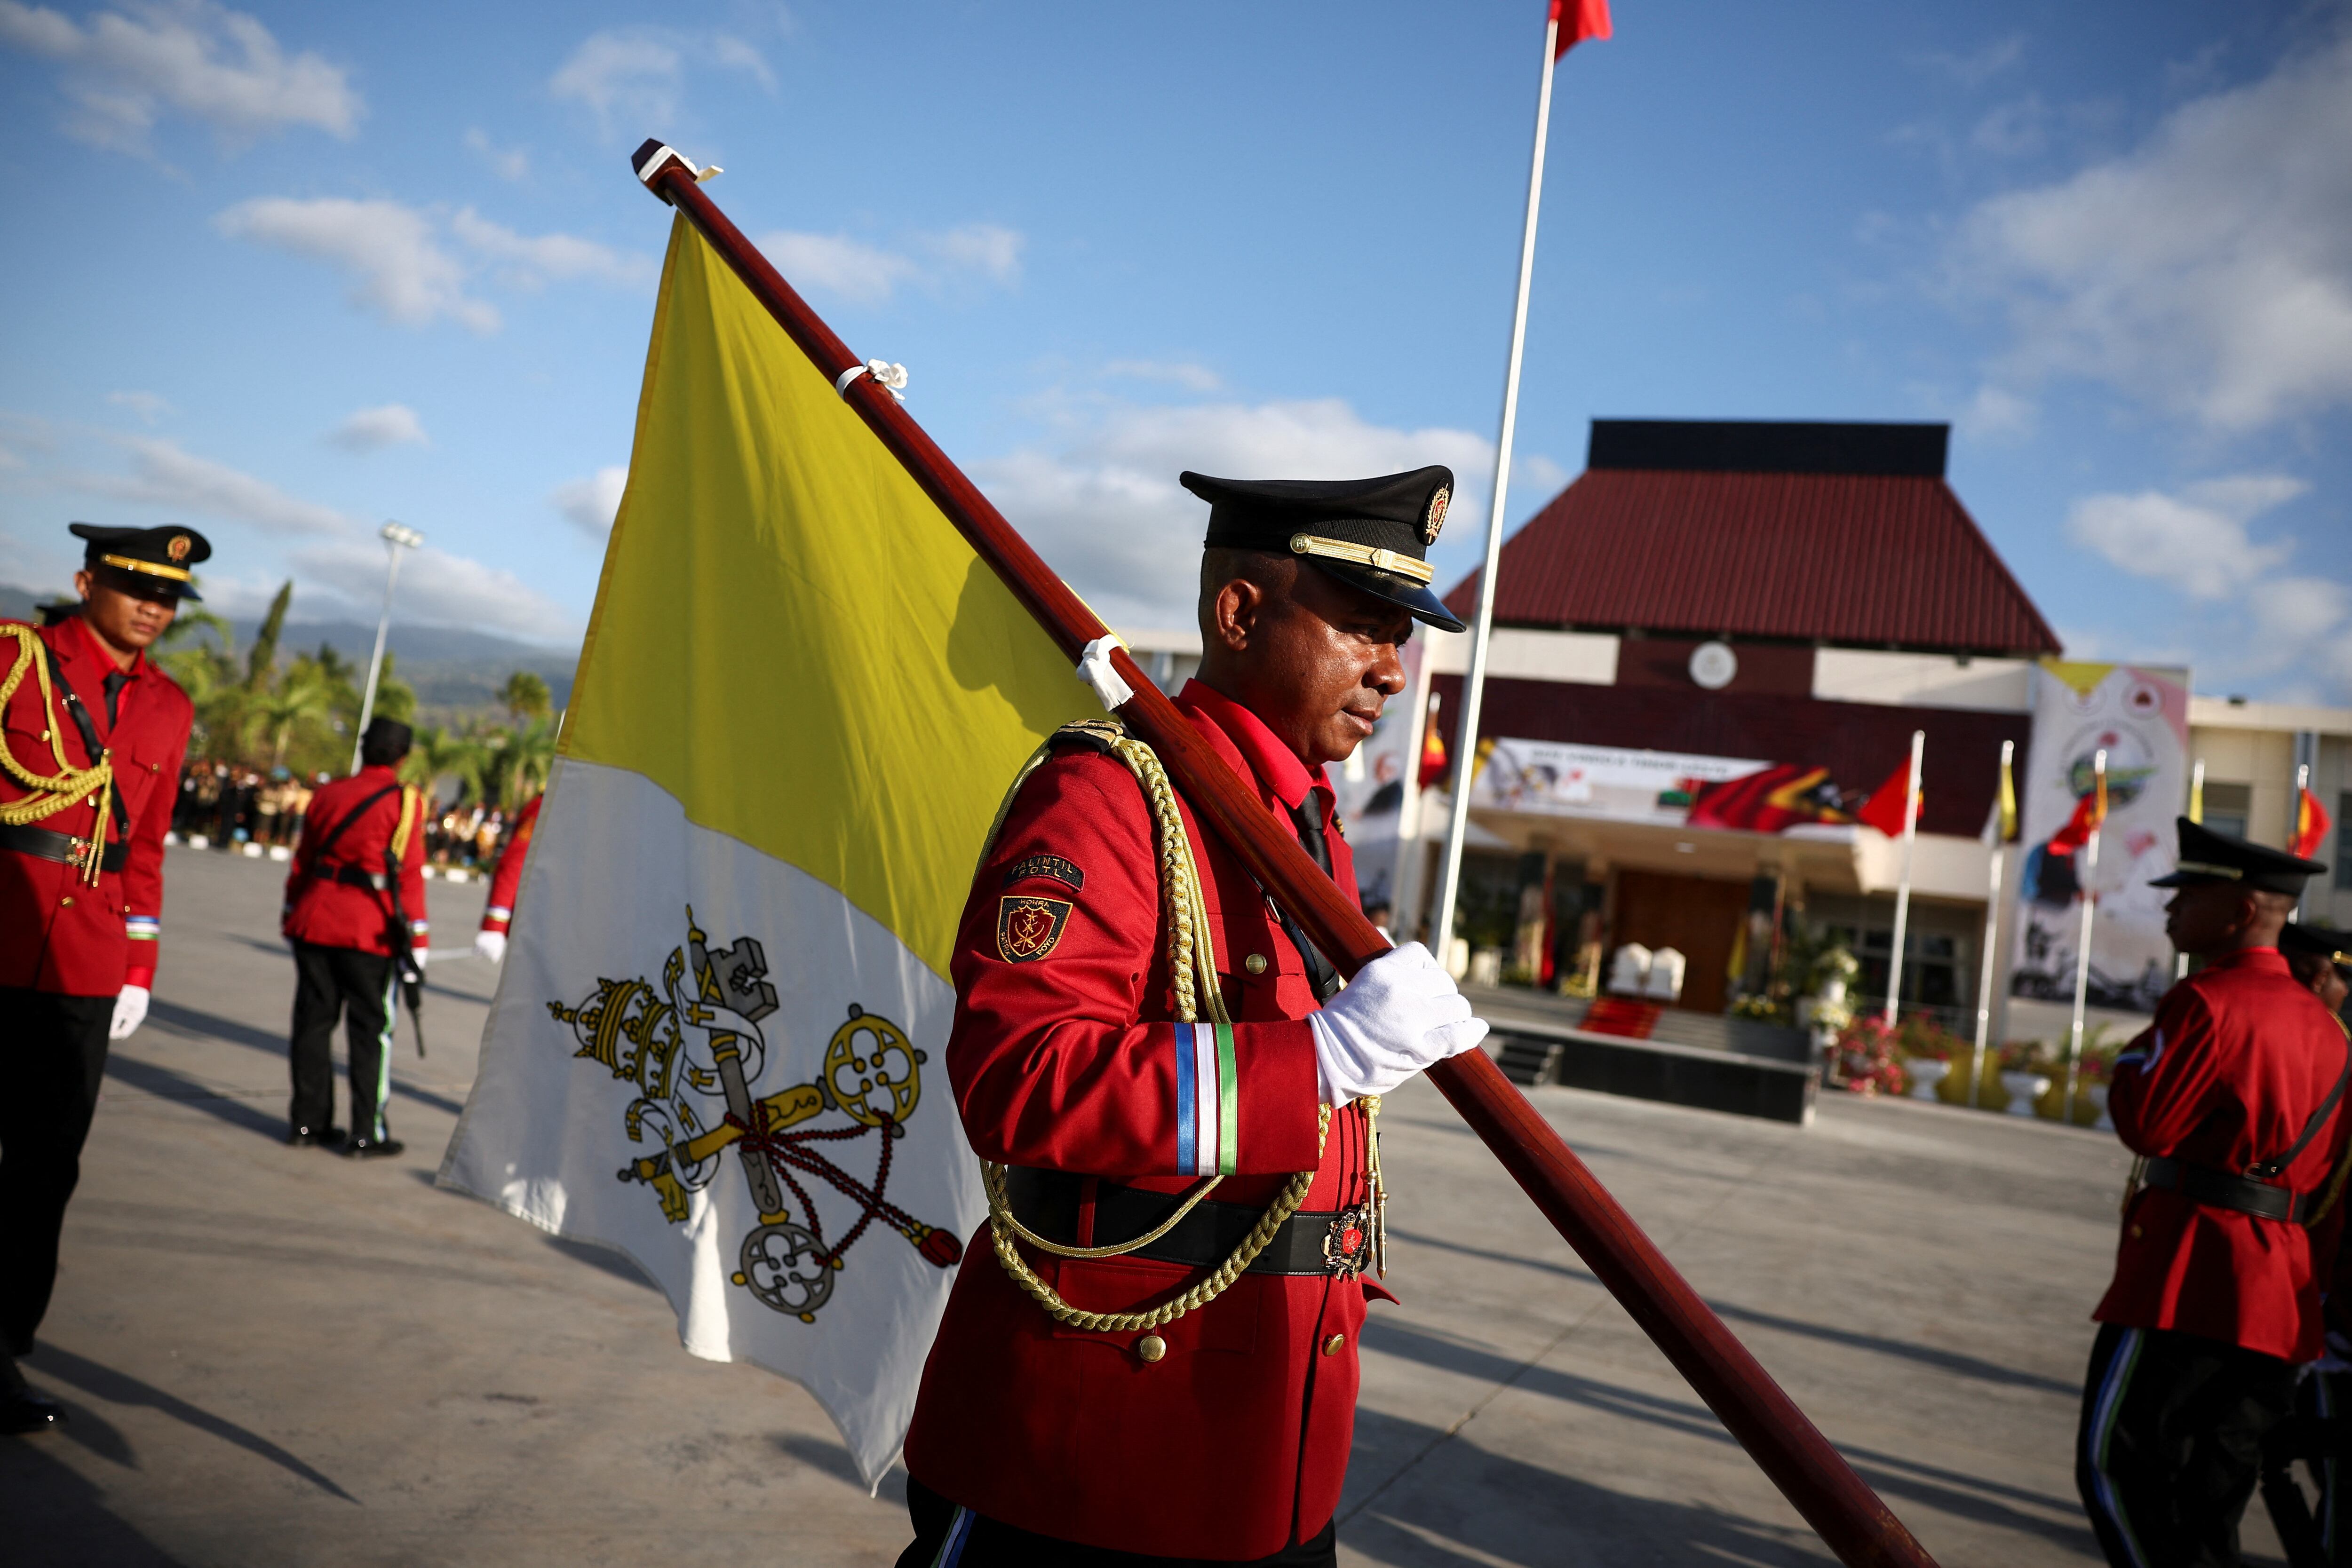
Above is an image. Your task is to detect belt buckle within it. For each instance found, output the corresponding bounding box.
[1322,1204,1371,1279]
[64,835,95,870]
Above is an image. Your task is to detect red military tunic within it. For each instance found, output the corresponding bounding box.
[904,680,1385,1559]
[2098,947,2352,1362]
[478,792,541,935]
[0,614,191,997]
[281,766,429,955]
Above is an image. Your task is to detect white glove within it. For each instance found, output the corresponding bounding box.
[110,984,150,1041]
[1307,942,1488,1105]
[473,929,509,964]
[414,945,430,970]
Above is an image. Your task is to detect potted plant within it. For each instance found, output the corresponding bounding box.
[1833,1016,1907,1097]
[1997,1040,2055,1119]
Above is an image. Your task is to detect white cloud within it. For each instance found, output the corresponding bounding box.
[107,389,170,423]
[758,231,926,306]
[217,196,498,332]
[756,223,1027,306]
[0,0,359,154]
[1970,95,2047,158]
[85,436,350,535]
[971,397,1493,629]
[216,197,654,330]
[1956,383,2035,440]
[2065,476,2302,598]
[2065,474,2352,704]
[451,208,654,290]
[549,26,771,135]
[1955,31,2352,431]
[923,223,1023,284]
[286,533,580,643]
[551,466,627,538]
[463,127,528,182]
[327,404,427,451]
[48,433,579,639]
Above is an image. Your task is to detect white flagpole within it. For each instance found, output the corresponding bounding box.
[1881,729,1925,1029]
[2066,748,2107,1123]
[1431,10,1562,970]
[1969,738,2012,1109]
[2178,757,2203,980]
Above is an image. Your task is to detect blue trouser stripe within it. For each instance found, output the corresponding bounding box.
[2083,1328,2153,1568]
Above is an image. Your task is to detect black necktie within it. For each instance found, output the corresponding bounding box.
[103,670,130,729]
[1279,795,1342,999]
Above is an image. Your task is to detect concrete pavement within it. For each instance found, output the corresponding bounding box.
[3,845,2271,1565]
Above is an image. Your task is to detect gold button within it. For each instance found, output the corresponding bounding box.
[1136,1333,1167,1363]
[61,896,74,907]
[2129,1224,2143,1239]
[1244,953,1268,975]
[1322,1334,1346,1356]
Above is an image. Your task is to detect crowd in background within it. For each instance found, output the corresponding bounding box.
[170,760,530,872]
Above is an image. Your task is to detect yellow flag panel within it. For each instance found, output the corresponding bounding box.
[564,215,1096,977]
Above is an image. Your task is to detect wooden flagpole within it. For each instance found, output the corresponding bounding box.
[631,141,1939,1568]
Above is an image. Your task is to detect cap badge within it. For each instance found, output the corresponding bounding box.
[167,534,191,562]
[1423,486,1451,545]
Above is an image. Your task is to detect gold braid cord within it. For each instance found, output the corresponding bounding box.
[978,719,1330,1334]
[0,625,114,884]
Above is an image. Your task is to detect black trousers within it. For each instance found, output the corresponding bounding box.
[289,941,396,1142]
[2078,1321,2302,1568]
[0,987,112,1355]
[898,1477,1336,1568]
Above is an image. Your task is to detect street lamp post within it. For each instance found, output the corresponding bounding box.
[352,521,424,774]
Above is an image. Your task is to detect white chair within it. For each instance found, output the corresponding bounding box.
[1608,943,1653,996]
[1645,946,1687,1002]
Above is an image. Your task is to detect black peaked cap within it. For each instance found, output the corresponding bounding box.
[2280,921,2352,972]
[362,716,414,756]
[71,521,212,601]
[1183,466,1466,634]
[2149,816,2327,895]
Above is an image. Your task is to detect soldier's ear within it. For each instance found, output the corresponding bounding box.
[1209,575,1265,653]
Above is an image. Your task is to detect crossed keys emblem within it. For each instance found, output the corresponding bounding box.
[548,908,963,1323]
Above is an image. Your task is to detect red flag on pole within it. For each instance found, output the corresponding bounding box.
[2293,786,2333,859]
[1551,0,1613,55]
[1855,760,1923,838]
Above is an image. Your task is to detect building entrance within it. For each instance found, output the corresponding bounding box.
[1611,870,1753,1014]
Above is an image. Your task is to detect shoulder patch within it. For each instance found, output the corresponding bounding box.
[1003,854,1084,892]
[996,895,1073,963]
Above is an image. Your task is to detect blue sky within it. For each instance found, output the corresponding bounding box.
[2,1,2348,703]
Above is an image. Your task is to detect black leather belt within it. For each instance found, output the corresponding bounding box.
[1004,1167,1371,1278]
[321,864,390,891]
[0,820,126,873]
[2143,1156,2316,1223]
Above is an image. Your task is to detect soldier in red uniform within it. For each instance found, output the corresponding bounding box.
[899,468,1488,1566]
[1,522,206,1434]
[280,717,429,1157]
[471,790,541,963]
[2079,817,2344,1568]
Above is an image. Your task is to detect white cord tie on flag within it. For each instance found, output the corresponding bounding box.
[1077,636,1133,712]
[836,359,909,402]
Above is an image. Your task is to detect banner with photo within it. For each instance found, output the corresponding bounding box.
[2008,662,2190,1015]
[1467,737,1861,837]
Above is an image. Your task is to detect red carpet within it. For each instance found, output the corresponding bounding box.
[1581,998,1662,1039]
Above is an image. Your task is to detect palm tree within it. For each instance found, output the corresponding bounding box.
[401,725,484,800]
[480,716,558,810]
[249,662,335,772]
[497,669,552,725]
[245,579,293,692]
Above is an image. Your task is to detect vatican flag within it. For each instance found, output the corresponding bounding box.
[440,214,1096,1487]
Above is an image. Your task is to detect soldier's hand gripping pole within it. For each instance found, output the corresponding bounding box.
[631,140,1940,1568]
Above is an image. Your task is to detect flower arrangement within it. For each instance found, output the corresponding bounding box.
[1833,1015,1908,1096]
